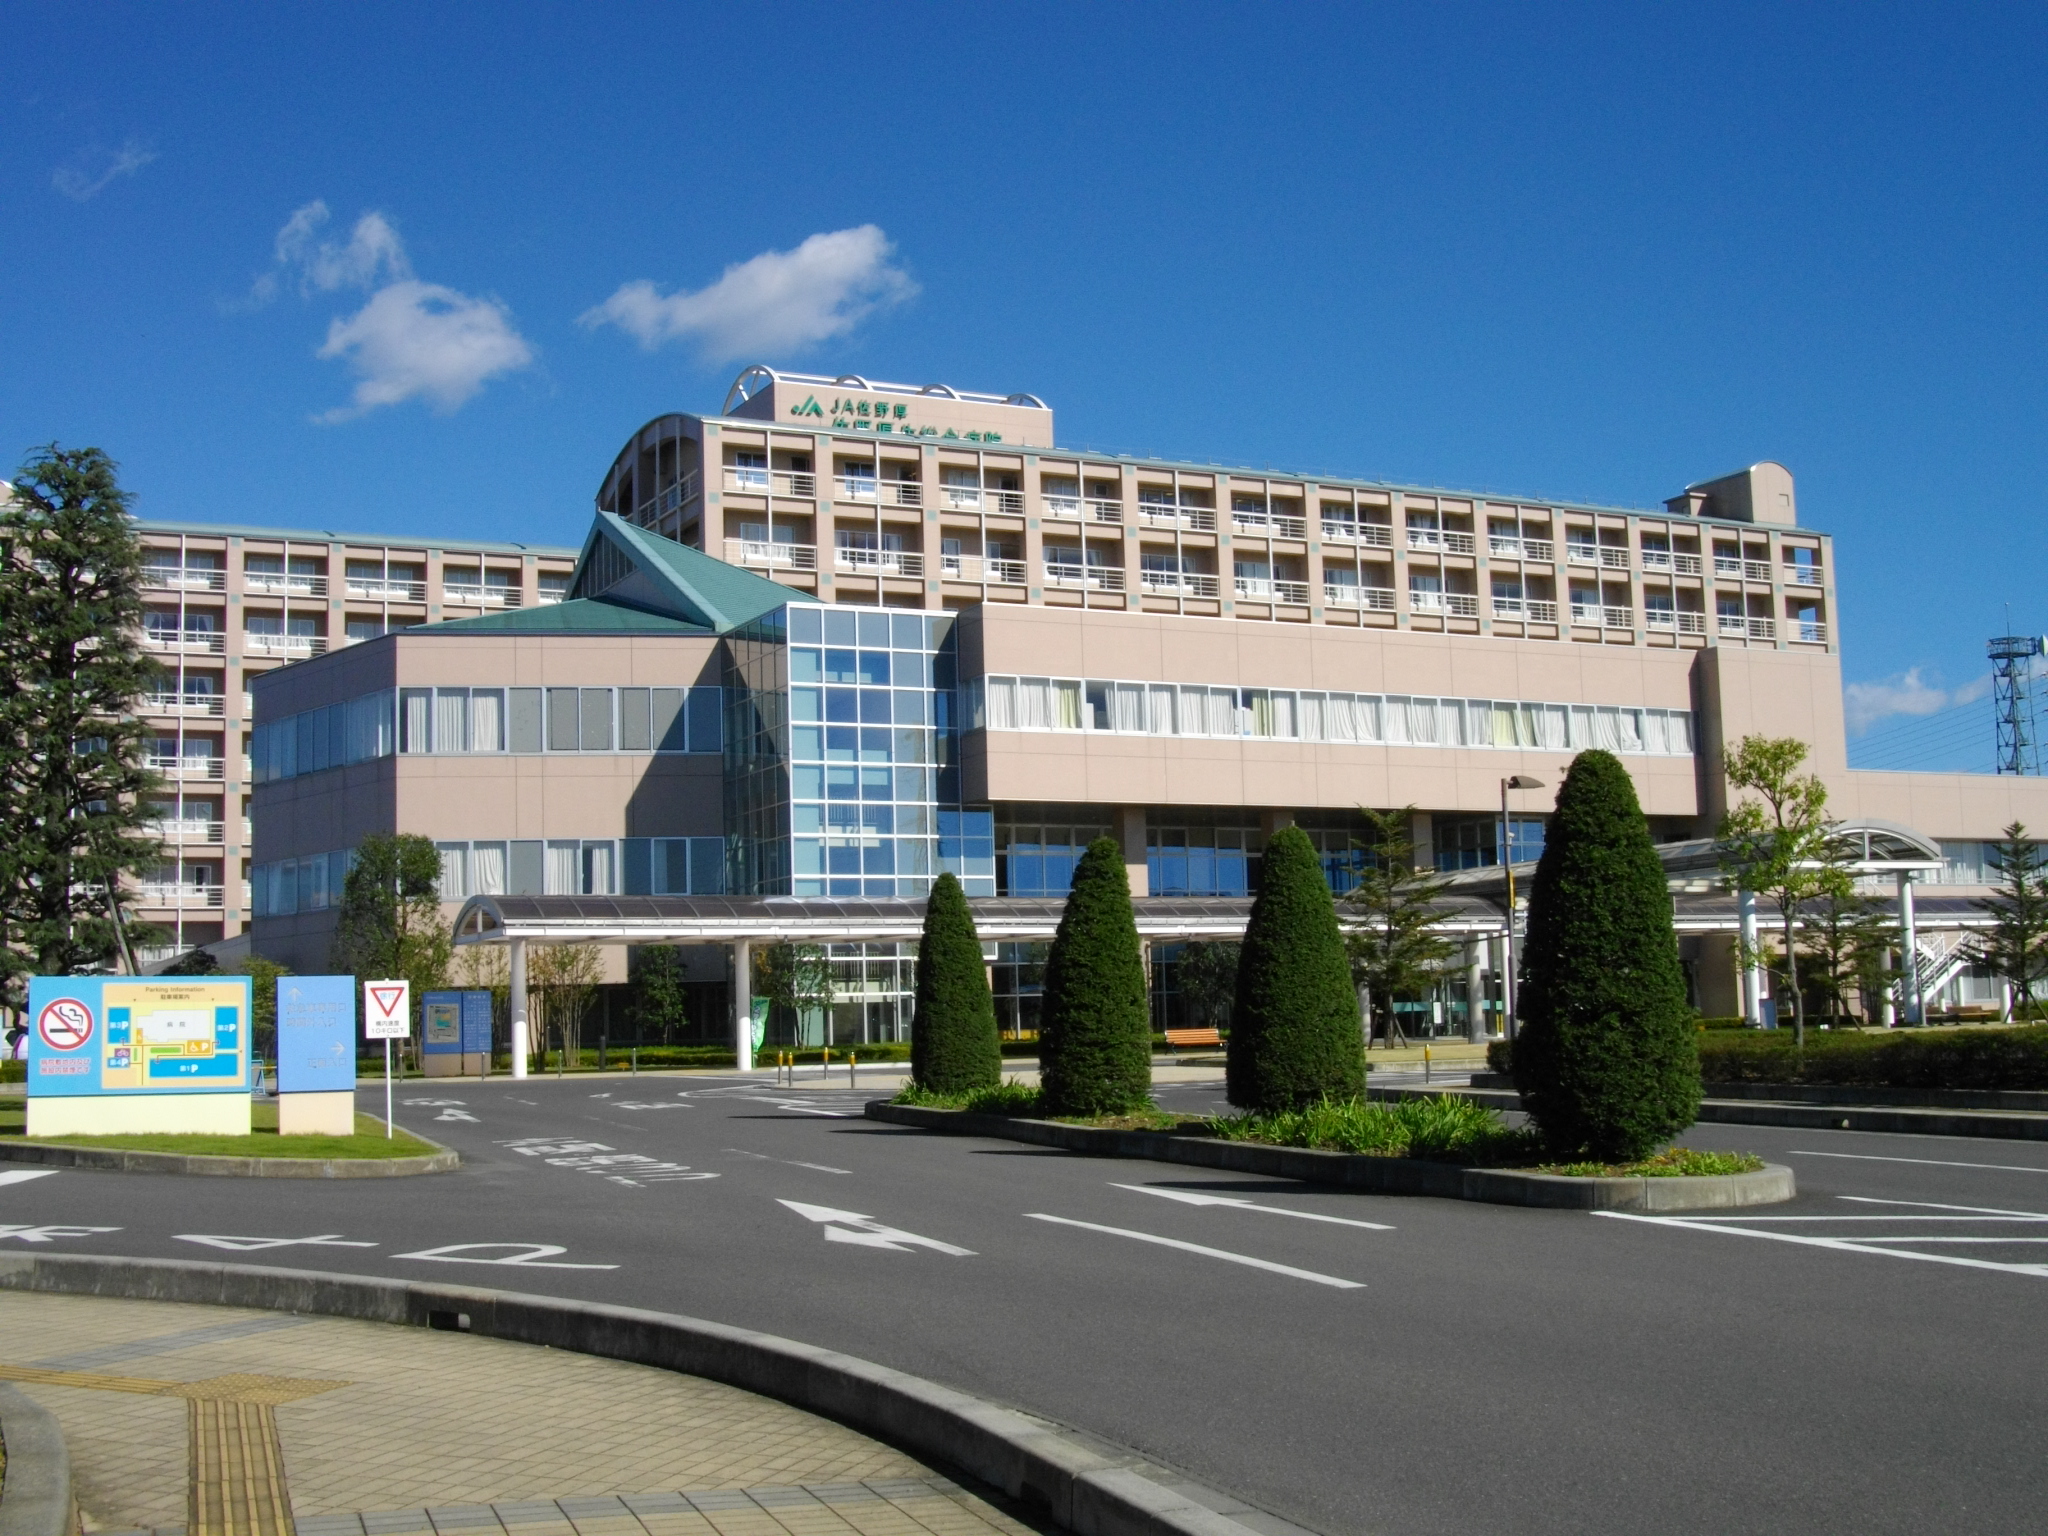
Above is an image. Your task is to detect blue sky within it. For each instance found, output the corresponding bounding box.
[6,3,2042,771]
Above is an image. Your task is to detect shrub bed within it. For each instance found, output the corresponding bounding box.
[1212,1095,1540,1164]
[1697,1026,2048,1090]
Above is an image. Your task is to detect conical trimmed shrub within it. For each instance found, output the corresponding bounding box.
[910,872,1002,1093]
[1512,750,1701,1160]
[1039,836,1152,1115]
[1228,825,1364,1109]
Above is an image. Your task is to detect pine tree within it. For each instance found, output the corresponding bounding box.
[1972,823,2048,1022]
[1342,806,1456,1043]
[1228,825,1364,1109]
[1039,836,1151,1115]
[0,446,164,981]
[910,872,1001,1093]
[1513,750,1700,1160]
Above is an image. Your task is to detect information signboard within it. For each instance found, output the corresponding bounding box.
[276,976,358,1094]
[460,991,494,1055]
[26,976,251,1097]
[420,990,494,1055]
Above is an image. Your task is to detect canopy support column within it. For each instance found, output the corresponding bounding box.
[733,938,753,1072]
[1897,871,1921,1025]
[1738,890,1763,1027]
[510,937,529,1080]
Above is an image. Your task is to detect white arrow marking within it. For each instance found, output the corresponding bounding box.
[778,1199,975,1255]
[434,1109,480,1122]
[402,1099,465,1107]
[1025,1214,1364,1289]
[0,1170,58,1189]
[175,1233,378,1251]
[392,1243,618,1270]
[0,1224,120,1245]
[1112,1183,1394,1229]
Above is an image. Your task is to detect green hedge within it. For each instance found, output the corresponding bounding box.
[0,1058,22,1084]
[1697,1027,2048,1090]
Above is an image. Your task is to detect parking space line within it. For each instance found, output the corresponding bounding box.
[1111,1184,1394,1230]
[1593,1211,2048,1279]
[1025,1213,1365,1289]
[1789,1150,2048,1174]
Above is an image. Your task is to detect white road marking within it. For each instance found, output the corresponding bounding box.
[435,1109,479,1122]
[778,1200,975,1255]
[497,1136,717,1184]
[1789,1149,2048,1175]
[175,1233,378,1251]
[1594,1208,2048,1280]
[1025,1214,1365,1289]
[0,1224,120,1244]
[0,1170,58,1189]
[1839,1196,2048,1219]
[607,1102,689,1111]
[727,1149,852,1174]
[1112,1183,1394,1229]
[393,1242,618,1269]
[402,1098,465,1106]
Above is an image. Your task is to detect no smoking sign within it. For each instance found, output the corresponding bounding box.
[37,997,94,1052]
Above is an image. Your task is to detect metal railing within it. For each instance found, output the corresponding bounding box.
[724,465,770,492]
[1043,494,1082,518]
[1140,569,1222,598]
[1232,513,1309,540]
[1796,621,1828,643]
[1443,531,1476,555]
[939,483,984,510]
[144,694,225,717]
[1570,604,1600,625]
[144,629,225,654]
[839,477,925,508]
[345,578,428,601]
[984,557,1028,584]
[985,489,1024,516]
[1324,520,1393,547]
[1568,544,1600,566]
[148,755,224,780]
[1087,498,1124,524]
[536,586,567,606]
[1411,590,1480,618]
[1324,584,1397,611]
[1671,552,1702,575]
[136,883,223,908]
[143,567,226,592]
[835,547,924,577]
[1785,564,1825,586]
[1748,616,1777,640]
[1492,596,1560,622]
[245,633,328,657]
[1603,605,1635,629]
[1488,535,1526,558]
[1600,548,1630,570]
[1233,576,1308,601]
[1138,502,1217,532]
[1406,528,1443,551]
[148,821,226,845]
[442,583,523,607]
[724,539,817,571]
[1641,548,1673,570]
[243,572,328,596]
[1046,562,1125,592]
[635,473,701,524]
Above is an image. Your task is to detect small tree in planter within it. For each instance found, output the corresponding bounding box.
[1039,837,1150,1115]
[1972,823,2048,1022]
[1513,750,1700,1160]
[911,872,1001,1093]
[1228,825,1364,1110]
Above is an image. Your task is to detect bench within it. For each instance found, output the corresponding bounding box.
[1163,1027,1224,1056]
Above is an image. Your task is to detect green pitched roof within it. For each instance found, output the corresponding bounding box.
[573,512,803,632]
[423,596,711,635]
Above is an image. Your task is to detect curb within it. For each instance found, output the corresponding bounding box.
[867,1103,1794,1212]
[0,1255,1289,1536]
[1474,1071,2048,1113]
[1427,1082,2048,1143]
[0,1382,75,1536]
[0,1134,458,1179]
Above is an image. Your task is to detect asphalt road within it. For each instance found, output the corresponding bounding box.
[3,1071,2046,1536]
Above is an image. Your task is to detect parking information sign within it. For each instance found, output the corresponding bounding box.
[363,981,411,1040]
[26,976,251,1098]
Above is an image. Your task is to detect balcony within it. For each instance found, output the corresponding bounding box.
[1231,576,1309,602]
[149,755,224,781]
[144,693,225,717]
[1324,520,1393,548]
[1647,610,1709,635]
[144,629,225,655]
[1567,543,1600,567]
[1603,605,1634,629]
[635,473,700,524]
[442,583,522,607]
[835,547,924,578]
[243,572,327,597]
[1442,531,1476,556]
[1086,498,1123,525]
[1138,502,1217,532]
[938,554,1024,583]
[1406,528,1443,552]
[1411,590,1480,618]
[1641,548,1673,571]
[1325,583,1397,611]
[245,633,328,658]
[1491,596,1560,623]
[1139,569,1221,598]
[1795,621,1828,643]
[1599,548,1630,570]
[1232,512,1309,540]
[143,567,226,592]
[724,538,818,571]
[1488,535,1526,558]
[1671,552,1702,575]
[1786,564,1825,586]
[345,578,428,602]
[136,883,223,909]
[838,477,926,509]
[149,820,226,845]
[536,584,567,606]
[1046,562,1125,592]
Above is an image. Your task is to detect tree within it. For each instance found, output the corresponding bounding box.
[0,446,163,981]
[1175,941,1240,1030]
[1797,834,1892,1027]
[1228,825,1364,1110]
[331,834,450,1045]
[528,942,601,1070]
[1342,807,1456,1044]
[236,956,293,1061]
[1038,836,1150,1115]
[1972,823,2048,1022]
[1718,735,1836,1047]
[910,872,1001,1093]
[1513,750,1700,1161]
[754,941,837,1047]
[452,940,510,1055]
[626,946,690,1045]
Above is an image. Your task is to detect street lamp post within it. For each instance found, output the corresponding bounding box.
[1500,775,1545,1039]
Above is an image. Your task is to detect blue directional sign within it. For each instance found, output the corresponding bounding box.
[276,976,358,1093]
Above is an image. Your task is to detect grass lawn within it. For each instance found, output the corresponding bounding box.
[0,1096,439,1159]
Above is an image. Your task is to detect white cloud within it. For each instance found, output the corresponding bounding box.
[580,225,916,362]
[52,138,158,201]
[314,280,535,422]
[1845,667,1993,734]
[245,200,534,420]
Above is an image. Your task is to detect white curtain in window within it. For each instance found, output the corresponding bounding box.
[1323,694,1356,743]
[1203,687,1237,738]
[1593,706,1622,751]
[1147,684,1175,736]
[1383,697,1410,745]
[1014,678,1051,730]
[470,690,504,752]
[1297,693,1324,743]
[470,843,506,895]
[1641,711,1668,755]
[1404,697,1438,745]
[983,678,1013,731]
[402,689,431,753]
[1111,682,1146,733]
[1537,704,1569,750]
[435,843,467,902]
[436,689,468,754]
[1667,711,1694,755]
[583,841,614,895]
[1568,705,1594,749]
[1617,709,1643,752]
[545,840,579,895]
[1052,679,1083,731]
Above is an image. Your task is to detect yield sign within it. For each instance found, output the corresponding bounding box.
[778,1199,975,1255]
[364,979,411,1039]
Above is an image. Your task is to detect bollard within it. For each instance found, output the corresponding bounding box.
[823,1046,830,1081]
[849,1051,857,1088]
[1424,1043,1432,1083]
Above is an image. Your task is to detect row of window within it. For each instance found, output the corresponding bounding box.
[251,686,725,782]
[964,677,1697,755]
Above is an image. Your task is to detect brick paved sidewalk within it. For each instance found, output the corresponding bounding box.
[0,1293,1039,1536]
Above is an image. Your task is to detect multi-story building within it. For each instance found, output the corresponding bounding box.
[132,519,577,961]
[244,368,2048,1052]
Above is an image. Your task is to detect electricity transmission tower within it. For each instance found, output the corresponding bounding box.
[1988,632,2046,775]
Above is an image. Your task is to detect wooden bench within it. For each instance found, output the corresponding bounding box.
[1163,1026,1224,1056]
